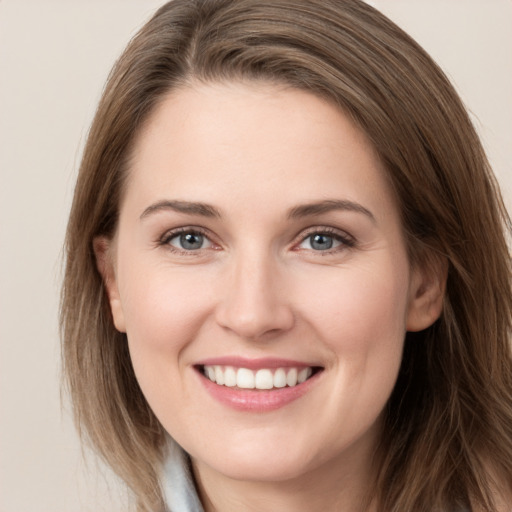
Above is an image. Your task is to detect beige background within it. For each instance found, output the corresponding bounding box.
[1,1,511,511]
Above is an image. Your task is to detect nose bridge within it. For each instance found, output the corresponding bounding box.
[215,245,293,339]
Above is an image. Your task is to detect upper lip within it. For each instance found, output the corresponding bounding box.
[195,356,321,370]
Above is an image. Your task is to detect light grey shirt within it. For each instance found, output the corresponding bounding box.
[161,441,204,512]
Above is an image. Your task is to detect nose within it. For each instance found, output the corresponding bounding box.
[215,252,294,341]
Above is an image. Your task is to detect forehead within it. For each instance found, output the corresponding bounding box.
[124,81,397,220]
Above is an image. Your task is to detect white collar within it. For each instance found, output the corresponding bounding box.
[161,440,205,512]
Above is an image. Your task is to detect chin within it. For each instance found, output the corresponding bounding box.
[190,433,325,483]
[206,453,314,483]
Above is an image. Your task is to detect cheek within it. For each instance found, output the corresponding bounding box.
[300,263,410,352]
[297,262,409,415]
[117,260,215,376]
[117,266,217,430]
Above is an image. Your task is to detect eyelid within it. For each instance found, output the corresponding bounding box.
[158,226,220,253]
[292,226,356,252]
[156,224,355,255]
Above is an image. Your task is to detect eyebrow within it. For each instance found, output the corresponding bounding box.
[139,198,375,223]
[140,200,221,220]
[287,199,376,223]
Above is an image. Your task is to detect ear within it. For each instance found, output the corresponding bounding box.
[93,236,126,333]
[406,255,448,332]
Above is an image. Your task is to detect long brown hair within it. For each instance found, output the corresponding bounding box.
[61,1,512,510]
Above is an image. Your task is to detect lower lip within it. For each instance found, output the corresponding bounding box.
[196,369,322,412]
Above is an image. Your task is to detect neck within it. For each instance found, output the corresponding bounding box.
[191,435,380,512]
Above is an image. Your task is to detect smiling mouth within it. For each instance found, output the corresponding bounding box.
[197,365,323,390]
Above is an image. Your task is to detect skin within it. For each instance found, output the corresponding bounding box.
[95,82,445,512]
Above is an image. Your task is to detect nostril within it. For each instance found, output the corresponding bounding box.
[214,285,294,340]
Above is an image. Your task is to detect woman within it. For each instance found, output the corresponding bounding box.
[61,0,512,510]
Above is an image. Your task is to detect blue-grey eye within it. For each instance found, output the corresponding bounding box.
[299,233,343,251]
[170,232,211,251]
[311,234,333,250]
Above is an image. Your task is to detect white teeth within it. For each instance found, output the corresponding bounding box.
[297,367,312,384]
[214,366,225,385]
[255,369,273,389]
[237,368,255,389]
[224,366,237,387]
[273,368,287,388]
[203,365,316,389]
[286,368,298,387]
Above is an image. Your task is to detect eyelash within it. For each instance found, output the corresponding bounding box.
[158,227,215,255]
[157,226,356,255]
[294,227,356,254]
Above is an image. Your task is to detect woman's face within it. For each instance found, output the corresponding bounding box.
[98,82,440,484]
